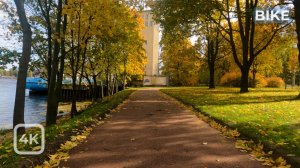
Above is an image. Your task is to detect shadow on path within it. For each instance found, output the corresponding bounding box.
[62,88,265,168]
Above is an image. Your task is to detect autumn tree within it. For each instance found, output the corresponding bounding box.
[151,0,291,92]
[161,34,200,86]
[63,0,146,114]
[36,0,54,82]
[151,0,223,88]
[212,0,292,92]
[3,0,147,125]
[194,19,226,88]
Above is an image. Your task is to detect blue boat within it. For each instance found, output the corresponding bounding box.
[26,77,48,92]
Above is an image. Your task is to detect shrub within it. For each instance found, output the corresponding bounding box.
[266,77,285,88]
[251,73,267,88]
[220,71,267,88]
[219,71,241,87]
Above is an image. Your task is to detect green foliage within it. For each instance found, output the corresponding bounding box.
[0,48,19,69]
[150,0,209,37]
[266,77,285,88]
[162,87,300,158]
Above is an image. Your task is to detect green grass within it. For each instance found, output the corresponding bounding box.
[0,89,135,168]
[161,87,300,157]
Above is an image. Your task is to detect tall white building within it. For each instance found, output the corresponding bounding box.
[141,10,168,86]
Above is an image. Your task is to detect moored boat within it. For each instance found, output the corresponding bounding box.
[26,77,48,93]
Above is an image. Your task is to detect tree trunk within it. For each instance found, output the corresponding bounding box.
[56,0,68,98]
[292,71,296,88]
[78,40,88,91]
[252,70,256,88]
[37,0,52,84]
[293,0,300,97]
[13,0,32,134]
[240,67,250,93]
[111,76,115,96]
[208,62,215,89]
[85,75,93,100]
[106,71,110,96]
[294,0,300,63]
[123,60,127,90]
[56,2,67,106]
[100,80,104,99]
[285,81,287,90]
[92,75,97,101]
[115,78,119,93]
[46,0,62,126]
[71,76,78,118]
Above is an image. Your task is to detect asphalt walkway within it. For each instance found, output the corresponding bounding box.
[63,88,264,168]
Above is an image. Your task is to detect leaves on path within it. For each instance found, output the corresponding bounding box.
[235,140,291,168]
[35,127,92,168]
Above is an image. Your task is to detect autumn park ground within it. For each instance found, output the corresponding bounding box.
[0,87,300,167]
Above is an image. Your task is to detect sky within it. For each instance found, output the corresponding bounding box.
[0,0,20,51]
[0,0,20,69]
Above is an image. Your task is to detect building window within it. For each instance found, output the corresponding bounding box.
[145,21,148,27]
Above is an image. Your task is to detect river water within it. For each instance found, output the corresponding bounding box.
[0,78,47,129]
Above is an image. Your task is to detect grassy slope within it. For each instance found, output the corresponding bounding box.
[161,87,300,157]
[0,89,135,168]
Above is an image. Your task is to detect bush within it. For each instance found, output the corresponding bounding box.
[251,73,267,88]
[220,71,267,88]
[266,77,285,88]
[219,71,241,87]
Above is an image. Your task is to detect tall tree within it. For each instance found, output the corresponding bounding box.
[37,0,53,83]
[151,0,291,92]
[215,0,291,92]
[13,0,33,133]
[161,34,200,86]
[293,0,300,64]
[194,20,224,89]
[46,0,63,126]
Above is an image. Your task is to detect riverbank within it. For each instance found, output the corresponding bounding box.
[0,89,135,167]
[0,101,93,145]
[0,76,16,79]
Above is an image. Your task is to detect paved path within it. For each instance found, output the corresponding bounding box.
[63,89,264,168]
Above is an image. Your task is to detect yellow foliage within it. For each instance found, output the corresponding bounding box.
[63,0,146,83]
[35,127,93,167]
[48,152,69,167]
[266,77,285,88]
[196,112,290,167]
[59,141,78,151]
[235,140,291,167]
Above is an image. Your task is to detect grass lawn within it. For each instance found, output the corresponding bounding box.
[0,89,135,168]
[161,87,300,157]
